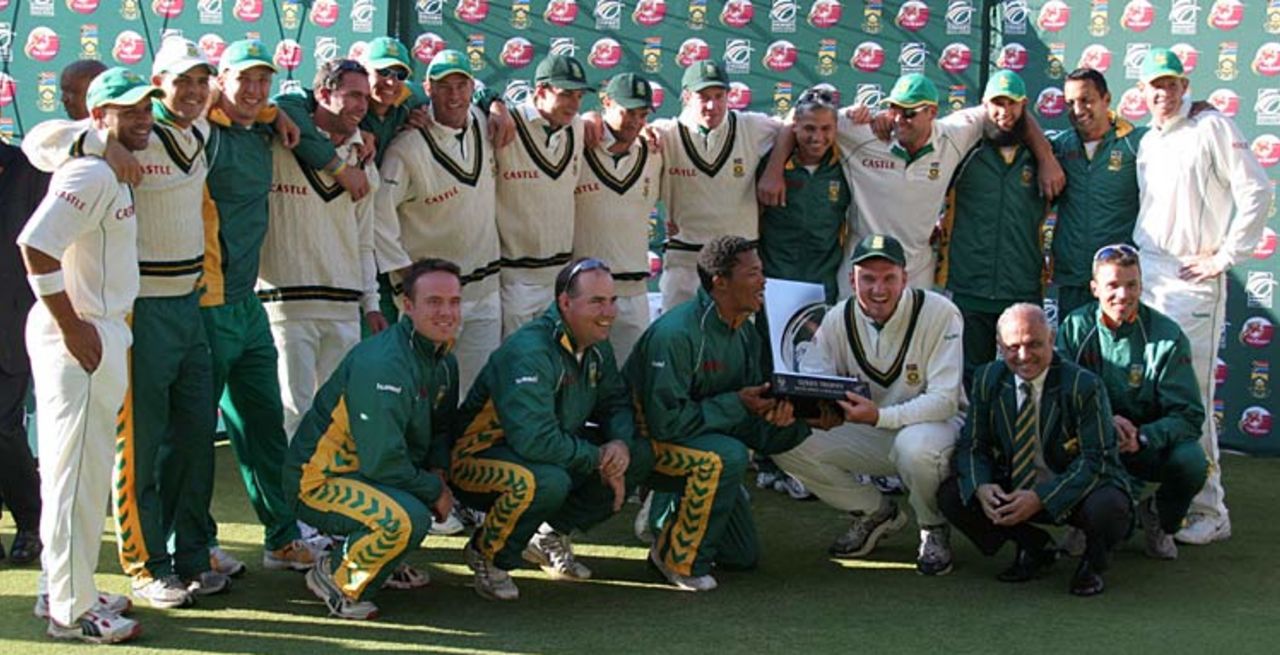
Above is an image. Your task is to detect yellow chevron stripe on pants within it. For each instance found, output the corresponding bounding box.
[651,440,724,577]
[300,477,413,600]
[450,455,539,563]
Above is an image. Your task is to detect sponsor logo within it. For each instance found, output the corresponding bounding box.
[1217,41,1239,81]
[1121,0,1154,32]
[855,83,883,107]
[817,39,837,76]
[634,0,666,26]
[896,1,929,32]
[1208,88,1240,117]
[809,0,842,29]
[314,35,339,64]
[688,0,707,29]
[549,37,575,58]
[504,79,532,105]
[28,0,53,17]
[589,38,622,69]
[0,72,14,108]
[998,43,1028,72]
[198,0,222,24]
[199,33,226,65]
[899,42,926,74]
[466,33,485,72]
[595,0,622,29]
[724,38,752,74]
[642,36,662,73]
[1038,0,1070,32]
[1003,0,1029,35]
[861,0,881,33]
[121,0,141,20]
[414,33,446,64]
[770,0,797,33]
[501,37,534,68]
[1252,134,1280,167]
[721,0,754,28]
[455,0,488,24]
[947,84,966,112]
[24,26,60,62]
[773,81,792,116]
[113,30,147,65]
[676,38,710,67]
[0,22,11,63]
[1240,316,1274,347]
[153,0,184,18]
[1216,357,1228,386]
[1249,360,1269,400]
[1247,271,1277,308]
[1208,0,1243,30]
[1239,406,1272,437]
[79,24,99,60]
[1118,86,1148,119]
[69,0,101,14]
[1047,42,1066,79]
[350,0,375,32]
[1078,44,1112,72]
[1036,87,1065,118]
[1125,42,1151,79]
[1090,0,1110,36]
[417,0,444,25]
[651,81,665,109]
[274,39,302,70]
[939,43,970,74]
[851,42,886,73]
[1254,43,1280,77]
[347,41,369,61]
[234,0,264,22]
[763,40,797,72]
[946,0,974,35]
[727,81,752,110]
[1169,0,1200,35]
[309,0,339,26]
[38,71,57,112]
[1254,226,1277,259]
[1171,43,1200,74]
[545,0,578,26]
[511,0,531,28]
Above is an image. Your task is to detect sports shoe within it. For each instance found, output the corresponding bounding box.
[132,575,194,609]
[916,525,953,576]
[871,475,906,495]
[305,554,380,620]
[1139,497,1178,560]
[523,525,592,580]
[829,501,908,558]
[633,491,655,544]
[456,506,487,528]
[755,469,783,490]
[184,570,232,596]
[34,592,133,620]
[210,546,247,577]
[8,529,42,565]
[648,546,717,592]
[1174,514,1232,545]
[263,539,319,571]
[1058,527,1087,558]
[774,474,815,500]
[464,539,519,601]
[47,609,141,644]
[381,563,430,590]
[429,508,466,536]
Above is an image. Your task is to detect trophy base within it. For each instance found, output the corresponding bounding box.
[771,372,870,400]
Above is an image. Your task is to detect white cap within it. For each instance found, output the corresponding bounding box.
[153,38,214,77]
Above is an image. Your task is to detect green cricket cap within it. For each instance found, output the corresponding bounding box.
[983,70,1027,102]
[218,39,279,75]
[850,234,907,267]
[534,54,594,91]
[427,49,472,81]
[603,73,654,110]
[1140,47,1186,84]
[682,60,730,92]
[885,73,939,108]
[366,36,412,72]
[86,67,164,111]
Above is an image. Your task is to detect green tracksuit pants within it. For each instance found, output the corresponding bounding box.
[1123,440,1209,534]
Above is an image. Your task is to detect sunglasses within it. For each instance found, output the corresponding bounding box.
[1093,243,1139,261]
[376,66,409,81]
[893,106,926,119]
[566,258,611,286]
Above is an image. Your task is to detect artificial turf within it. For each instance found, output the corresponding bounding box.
[1,446,1277,654]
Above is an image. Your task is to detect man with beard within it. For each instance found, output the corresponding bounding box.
[938,71,1049,384]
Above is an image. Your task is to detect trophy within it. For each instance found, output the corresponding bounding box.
[764,279,870,414]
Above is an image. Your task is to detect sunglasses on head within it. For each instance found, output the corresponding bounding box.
[1093,243,1139,261]
[565,258,610,287]
[376,66,409,81]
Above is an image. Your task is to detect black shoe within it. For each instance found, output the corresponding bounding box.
[1069,558,1105,596]
[997,546,1057,583]
[9,530,42,565]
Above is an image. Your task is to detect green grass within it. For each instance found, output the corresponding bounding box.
[2,446,1278,654]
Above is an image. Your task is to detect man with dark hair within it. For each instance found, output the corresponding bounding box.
[285,258,461,620]
[59,60,108,120]
[1057,244,1206,560]
[938,70,1049,383]
[940,304,1131,596]
[452,258,651,600]
[626,236,814,592]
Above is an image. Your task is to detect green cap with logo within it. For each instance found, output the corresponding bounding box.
[218,39,279,75]
[603,73,654,110]
[427,49,473,81]
[86,67,165,111]
[534,54,594,91]
[850,234,907,267]
[1140,47,1186,84]
[682,60,730,92]
[366,36,412,72]
[885,73,939,108]
[983,70,1027,102]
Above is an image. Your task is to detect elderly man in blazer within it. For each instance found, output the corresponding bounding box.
[938,303,1131,597]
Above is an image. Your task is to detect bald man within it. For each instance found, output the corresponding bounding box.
[59,60,108,121]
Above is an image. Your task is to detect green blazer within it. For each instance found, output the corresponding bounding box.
[956,355,1131,522]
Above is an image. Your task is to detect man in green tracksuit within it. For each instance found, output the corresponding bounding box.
[1056,244,1207,560]
[198,39,311,572]
[452,258,653,601]
[286,259,460,621]
[1049,68,1146,318]
[626,236,817,592]
[939,71,1048,384]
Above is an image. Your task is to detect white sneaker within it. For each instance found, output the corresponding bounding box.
[34,592,133,620]
[184,570,232,596]
[829,500,908,558]
[132,575,194,609]
[633,491,654,544]
[465,540,519,601]
[210,546,247,577]
[1139,497,1178,559]
[523,525,592,580]
[47,609,142,644]
[429,509,466,536]
[649,546,717,592]
[1058,526,1087,558]
[381,563,430,590]
[916,525,953,576]
[1174,514,1232,545]
[263,539,319,571]
[305,554,380,620]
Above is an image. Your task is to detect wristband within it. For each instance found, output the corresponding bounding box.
[331,161,348,177]
[28,270,66,297]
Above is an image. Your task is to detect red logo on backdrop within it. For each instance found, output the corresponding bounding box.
[998,43,1028,72]
[347,41,369,61]
[676,38,711,68]
[721,0,754,28]
[1252,134,1280,167]
[808,0,842,29]
[1209,0,1244,30]
[589,38,623,69]
[651,81,665,109]
[763,40,798,72]
[199,33,227,66]
[153,0,184,18]
[1037,0,1070,31]
[309,0,339,27]
[1253,44,1280,77]
[0,73,15,108]
[1171,43,1200,74]
[852,41,885,73]
[1240,316,1275,347]
[24,27,60,62]
[456,0,489,23]
[727,82,752,110]
[1078,44,1112,72]
[234,0,264,22]
[1121,0,1155,32]
[895,1,930,32]
[1208,88,1240,117]
[1255,227,1278,259]
[940,43,971,74]
[274,39,303,71]
[1118,87,1148,120]
[633,0,666,26]
[501,37,535,69]
[1036,87,1065,118]
[545,0,579,26]
[113,30,146,65]
[1216,358,1228,386]
[1239,406,1272,437]
[414,33,446,64]
[68,0,100,14]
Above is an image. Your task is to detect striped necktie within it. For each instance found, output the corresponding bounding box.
[1010,381,1039,490]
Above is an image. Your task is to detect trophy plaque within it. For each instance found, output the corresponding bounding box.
[764,279,871,404]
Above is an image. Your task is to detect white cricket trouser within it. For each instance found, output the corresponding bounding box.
[610,292,651,367]
[773,419,959,527]
[660,249,700,313]
[1142,253,1229,522]
[270,318,360,440]
[28,307,131,626]
[455,290,502,397]
[500,270,555,338]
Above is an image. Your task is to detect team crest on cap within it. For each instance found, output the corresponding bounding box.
[871,235,885,249]
[247,42,263,56]
[634,79,645,95]
[570,60,584,77]
[891,77,910,95]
